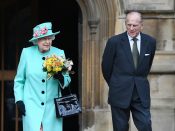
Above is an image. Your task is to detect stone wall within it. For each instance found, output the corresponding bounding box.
[77,0,175,130]
[119,0,175,130]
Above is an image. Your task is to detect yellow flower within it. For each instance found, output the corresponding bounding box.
[53,66,62,72]
[43,54,74,80]
[47,66,52,72]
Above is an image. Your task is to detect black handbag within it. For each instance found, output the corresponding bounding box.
[54,82,81,118]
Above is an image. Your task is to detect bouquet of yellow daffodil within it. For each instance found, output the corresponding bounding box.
[43,54,74,80]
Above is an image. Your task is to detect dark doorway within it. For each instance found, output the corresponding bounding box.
[38,1,81,131]
[1,0,81,131]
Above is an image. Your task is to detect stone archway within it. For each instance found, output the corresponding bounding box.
[76,0,175,131]
[76,0,119,130]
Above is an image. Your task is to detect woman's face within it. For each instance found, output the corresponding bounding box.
[37,36,54,53]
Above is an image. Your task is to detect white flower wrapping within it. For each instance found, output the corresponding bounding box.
[64,60,74,71]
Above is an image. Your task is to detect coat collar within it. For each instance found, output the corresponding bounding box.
[138,33,149,67]
[121,32,134,68]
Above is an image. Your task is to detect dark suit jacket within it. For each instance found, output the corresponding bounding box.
[102,32,156,108]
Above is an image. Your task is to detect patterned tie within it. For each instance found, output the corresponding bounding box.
[132,37,139,69]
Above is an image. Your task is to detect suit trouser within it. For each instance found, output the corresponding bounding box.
[111,87,152,131]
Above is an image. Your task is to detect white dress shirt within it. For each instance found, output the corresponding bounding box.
[127,33,141,54]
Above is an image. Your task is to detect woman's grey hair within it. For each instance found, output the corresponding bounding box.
[32,40,38,45]
[32,35,55,45]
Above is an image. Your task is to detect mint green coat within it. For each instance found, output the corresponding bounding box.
[14,46,71,131]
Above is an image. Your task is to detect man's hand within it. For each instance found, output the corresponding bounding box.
[16,100,26,116]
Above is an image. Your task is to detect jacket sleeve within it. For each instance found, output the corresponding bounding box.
[62,72,71,89]
[59,50,71,89]
[101,37,116,85]
[14,48,26,102]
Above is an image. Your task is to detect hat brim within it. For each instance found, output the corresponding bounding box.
[29,31,60,42]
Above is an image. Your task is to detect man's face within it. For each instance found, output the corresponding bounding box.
[125,12,143,38]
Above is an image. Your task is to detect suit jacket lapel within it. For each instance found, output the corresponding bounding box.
[138,33,148,67]
[121,32,135,68]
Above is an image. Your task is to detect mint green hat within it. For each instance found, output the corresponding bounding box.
[29,22,60,42]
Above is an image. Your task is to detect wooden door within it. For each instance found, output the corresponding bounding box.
[0,19,23,131]
[0,0,36,130]
[0,0,80,130]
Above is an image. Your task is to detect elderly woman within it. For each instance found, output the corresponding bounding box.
[14,22,71,131]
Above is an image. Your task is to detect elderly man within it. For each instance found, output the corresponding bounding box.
[102,11,156,131]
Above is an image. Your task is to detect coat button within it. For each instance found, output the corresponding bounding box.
[42,79,45,83]
[41,91,45,94]
[41,102,44,106]
[42,57,45,60]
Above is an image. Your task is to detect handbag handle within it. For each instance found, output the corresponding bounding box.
[58,79,72,95]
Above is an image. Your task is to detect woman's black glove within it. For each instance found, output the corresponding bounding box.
[16,100,26,116]
[53,72,64,85]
